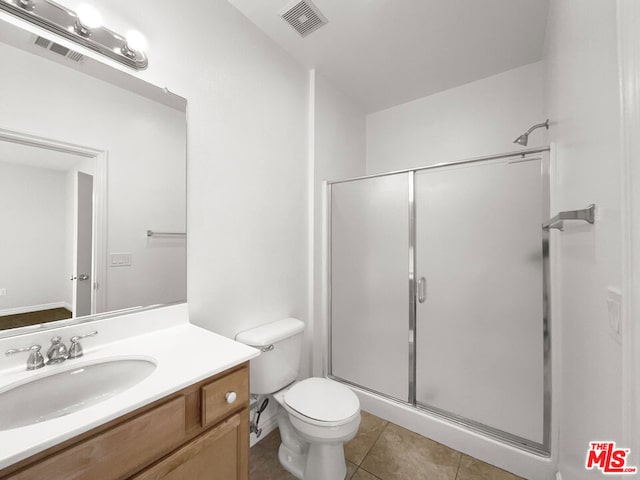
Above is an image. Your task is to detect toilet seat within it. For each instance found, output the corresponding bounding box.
[283,377,360,427]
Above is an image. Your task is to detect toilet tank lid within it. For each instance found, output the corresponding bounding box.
[235,318,304,346]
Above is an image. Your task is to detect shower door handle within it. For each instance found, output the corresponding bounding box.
[417,277,427,303]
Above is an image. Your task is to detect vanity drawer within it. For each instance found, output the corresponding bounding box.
[10,397,186,480]
[201,367,249,428]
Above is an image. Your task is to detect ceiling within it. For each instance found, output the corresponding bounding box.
[228,0,550,113]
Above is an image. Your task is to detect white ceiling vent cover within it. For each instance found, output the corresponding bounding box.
[280,0,328,38]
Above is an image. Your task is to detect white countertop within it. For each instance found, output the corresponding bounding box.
[0,304,259,470]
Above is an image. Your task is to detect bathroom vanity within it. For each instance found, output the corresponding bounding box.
[0,364,249,479]
[0,304,259,480]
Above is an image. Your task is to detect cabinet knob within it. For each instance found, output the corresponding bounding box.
[225,391,237,404]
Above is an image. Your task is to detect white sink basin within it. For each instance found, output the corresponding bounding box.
[0,358,156,430]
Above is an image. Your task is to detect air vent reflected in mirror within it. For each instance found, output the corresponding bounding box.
[34,35,85,63]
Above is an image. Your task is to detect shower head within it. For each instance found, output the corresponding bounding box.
[513,119,549,146]
[514,133,529,146]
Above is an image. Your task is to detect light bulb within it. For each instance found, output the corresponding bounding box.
[17,0,35,11]
[125,30,147,53]
[76,4,102,29]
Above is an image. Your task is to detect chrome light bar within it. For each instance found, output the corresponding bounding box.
[0,0,148,70]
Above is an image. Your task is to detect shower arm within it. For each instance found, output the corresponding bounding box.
[524,120,549,136]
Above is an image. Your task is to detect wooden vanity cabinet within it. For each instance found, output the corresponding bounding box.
[132,411,247,480]
[0,362,250,480]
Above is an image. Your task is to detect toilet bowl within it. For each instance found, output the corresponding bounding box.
[235,318,361,480]
[273,377,361,480]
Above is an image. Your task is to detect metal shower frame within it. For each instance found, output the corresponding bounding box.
[324,146,552,456]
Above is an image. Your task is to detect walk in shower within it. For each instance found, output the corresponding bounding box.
[326,147,551,458]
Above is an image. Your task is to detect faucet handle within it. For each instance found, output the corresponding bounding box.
[68,331,98,359]
[46,336,68,364]
[6,345,45,370]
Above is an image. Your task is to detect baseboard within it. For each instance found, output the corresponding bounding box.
[250,411,279,448]
[0,302,67,316]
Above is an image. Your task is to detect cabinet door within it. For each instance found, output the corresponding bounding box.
[132,410,249,480]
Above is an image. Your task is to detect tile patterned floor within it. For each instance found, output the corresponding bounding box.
[249,411,525,480]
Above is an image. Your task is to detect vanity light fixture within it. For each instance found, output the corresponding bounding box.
[17,0,34,11]
[122,30,147,59]
[74,3,102,37]
[0,0,148,70]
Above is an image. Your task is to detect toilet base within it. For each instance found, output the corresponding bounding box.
[278,443,305,479]
[276,407,350,480]
[278,442,348,480]
[303,443,347,480]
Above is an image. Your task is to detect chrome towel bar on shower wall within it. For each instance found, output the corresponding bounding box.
[543,204,596,231]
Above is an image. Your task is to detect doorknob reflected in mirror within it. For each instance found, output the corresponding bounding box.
[69,275,90,281]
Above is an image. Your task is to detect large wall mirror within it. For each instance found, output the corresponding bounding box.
[0,17,186,337]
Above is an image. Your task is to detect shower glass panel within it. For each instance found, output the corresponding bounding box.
[330,173,410,402]
[414,158,544,444]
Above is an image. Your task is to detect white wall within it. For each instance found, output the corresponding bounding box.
[310,71,367,376]
[618,0,640,466]
[246,69,366,447]
[366,62,546,174]
[0,162,67,312]
[544,1,624,478]
[34,1,312,353]
[0,40,186,315]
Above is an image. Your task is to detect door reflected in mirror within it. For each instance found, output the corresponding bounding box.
[0,140,104,329]
[0,29,186,334]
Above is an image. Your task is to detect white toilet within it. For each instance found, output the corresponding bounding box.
[236,318,361,480]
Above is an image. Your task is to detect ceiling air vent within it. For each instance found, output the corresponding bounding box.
[34,35,85,63]
[280,0,328,38]
[34,36,52,49]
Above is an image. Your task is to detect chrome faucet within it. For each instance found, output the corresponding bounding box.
[5,344,45,370]
[68,331,98,359]
[46,336,68,364]
[5,331,99,370]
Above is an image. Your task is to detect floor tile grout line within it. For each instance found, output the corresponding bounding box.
[358,420,390,472]
[454,452,463,480]
[358,465,384,480]
[351,414,389,466]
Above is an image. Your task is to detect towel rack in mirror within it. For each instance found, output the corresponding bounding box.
[147,230,186,237]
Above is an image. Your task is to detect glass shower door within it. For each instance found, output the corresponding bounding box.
[414,158,545,445]
[330,173,410,402]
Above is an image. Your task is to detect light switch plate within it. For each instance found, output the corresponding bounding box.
[109,253,132,267]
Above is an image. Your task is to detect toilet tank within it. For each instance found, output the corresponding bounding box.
[235,318,305,395]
